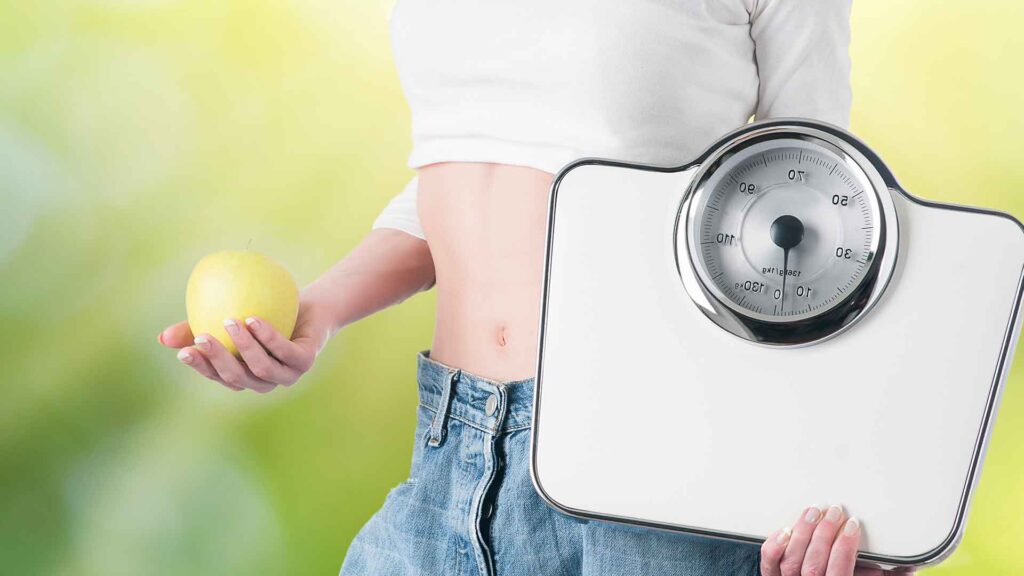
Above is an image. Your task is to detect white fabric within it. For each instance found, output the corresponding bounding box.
[372,176,424,239]
[372,0,852,239]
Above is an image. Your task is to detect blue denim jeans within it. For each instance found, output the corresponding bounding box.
[340,351,761,576]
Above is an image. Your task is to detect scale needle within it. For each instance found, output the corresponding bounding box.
[770,215,805,314]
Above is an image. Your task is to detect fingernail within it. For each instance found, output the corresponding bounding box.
[825,504,844,522]
[194,335,210,351]
[157,331,165,344]
[177,349,194,364]
[776,527,792,545]
[245,317,260,329]
[843,517,860,536]
[804,506,822,524]
[223,318,238,335]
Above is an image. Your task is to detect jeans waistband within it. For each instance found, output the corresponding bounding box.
[417,350,535,435]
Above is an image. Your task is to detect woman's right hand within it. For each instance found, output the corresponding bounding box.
[158,298,330,393]
[759,506,916,576]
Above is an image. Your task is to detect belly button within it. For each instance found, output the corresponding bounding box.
[496,325,508,348]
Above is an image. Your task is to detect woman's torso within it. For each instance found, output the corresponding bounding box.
[418,162,553,382]
[390,0,845,381]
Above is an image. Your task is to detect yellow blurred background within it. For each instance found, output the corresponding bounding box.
[0,1,1021,574]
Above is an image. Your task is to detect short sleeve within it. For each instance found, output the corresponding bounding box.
[750,0,852,128]
[371,176,425,240]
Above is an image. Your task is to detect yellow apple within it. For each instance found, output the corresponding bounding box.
[186,250,299,356]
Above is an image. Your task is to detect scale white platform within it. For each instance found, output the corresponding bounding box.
[530,119,1024,569]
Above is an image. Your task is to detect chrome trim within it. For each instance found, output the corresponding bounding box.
[529,117,1024,568]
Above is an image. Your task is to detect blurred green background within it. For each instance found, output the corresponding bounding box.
[0,1,1021,574]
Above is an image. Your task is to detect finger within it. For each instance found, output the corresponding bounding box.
[159,321,195,349]
[803,504,847,576]
[760,527,791,576]
[826,518,862,576]
[244,316,314,372]
[779,506,823,576]
[223,318,299,385]
[176,346,243,391]
[193,334,276,393]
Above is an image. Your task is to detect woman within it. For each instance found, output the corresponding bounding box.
[160,1,907,574]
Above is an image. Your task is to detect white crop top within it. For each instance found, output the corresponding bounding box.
[372,0,852,239]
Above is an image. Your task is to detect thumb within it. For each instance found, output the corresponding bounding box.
[158,321,194,349]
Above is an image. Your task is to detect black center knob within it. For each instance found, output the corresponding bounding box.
[770,215,804,250]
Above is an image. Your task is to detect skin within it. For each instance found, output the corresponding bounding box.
[159,226,435,392]
[159,162,914,575]
[760,506,915,576]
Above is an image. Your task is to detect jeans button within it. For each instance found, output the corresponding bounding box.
[485,394,498,416]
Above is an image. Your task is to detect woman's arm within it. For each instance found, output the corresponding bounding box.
[159,228,434,393]
[303,227,435,337]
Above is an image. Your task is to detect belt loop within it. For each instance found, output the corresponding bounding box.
[427,368,459,447]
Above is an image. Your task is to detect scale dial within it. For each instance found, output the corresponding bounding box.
[677,127,899,345]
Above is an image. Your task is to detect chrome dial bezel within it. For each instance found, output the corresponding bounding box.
[674,125,900,346]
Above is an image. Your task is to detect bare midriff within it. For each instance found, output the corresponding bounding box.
[417,162,554,382]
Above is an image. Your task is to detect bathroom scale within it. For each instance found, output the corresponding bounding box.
[530,118,1024,569]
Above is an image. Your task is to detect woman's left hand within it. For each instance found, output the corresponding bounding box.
[759,505,916,576]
